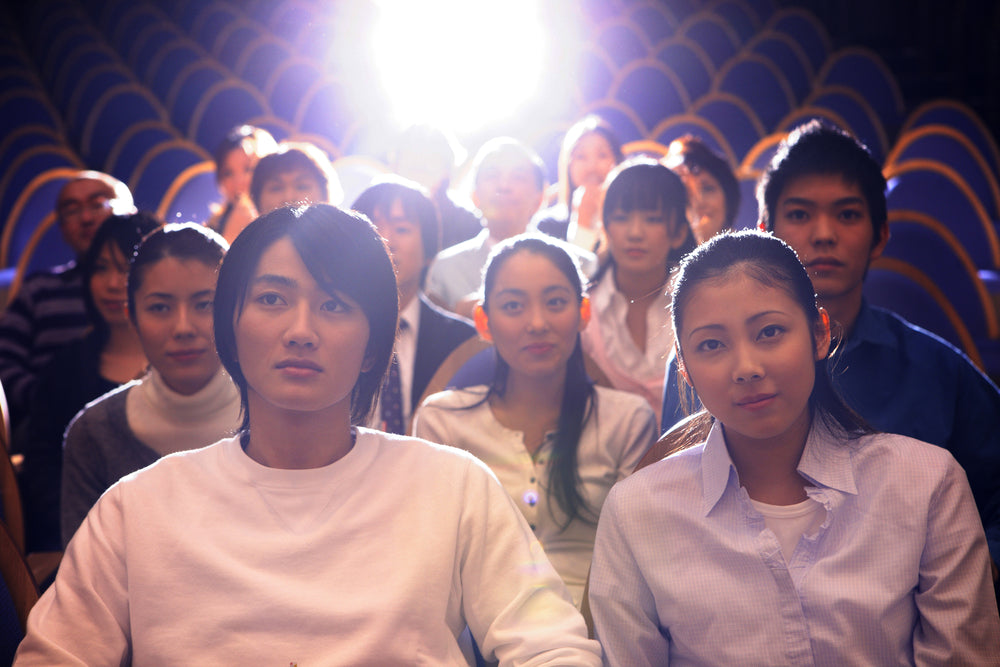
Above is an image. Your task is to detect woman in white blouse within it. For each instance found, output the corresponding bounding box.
[415,234,657,606]
[580,158,694,417]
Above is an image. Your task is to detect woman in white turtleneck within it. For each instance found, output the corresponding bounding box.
[60,223,241,547]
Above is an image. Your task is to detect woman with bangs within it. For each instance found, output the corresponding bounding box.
[580,158,694,416]
[15,205,601,666]
[60,223,240,547]
[414,234,656,608]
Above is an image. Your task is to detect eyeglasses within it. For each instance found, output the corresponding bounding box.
[59,198,112,223]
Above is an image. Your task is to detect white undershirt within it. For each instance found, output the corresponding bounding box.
[749,496,827,562]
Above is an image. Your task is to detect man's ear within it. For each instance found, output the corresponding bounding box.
[869,221,890,263]
[675,342,692,387]
[473,305,492,341]
[814,307,832,361]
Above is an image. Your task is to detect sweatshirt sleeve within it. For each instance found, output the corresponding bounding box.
[456,456,602,666]
[15,485,132,666]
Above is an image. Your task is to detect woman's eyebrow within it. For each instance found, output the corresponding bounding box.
[251,274,297,288]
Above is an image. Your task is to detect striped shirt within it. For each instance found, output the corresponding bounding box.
[0,262,88,422]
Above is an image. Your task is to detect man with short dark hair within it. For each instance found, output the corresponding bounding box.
[662,121,1000,565]
[0,171,134,424]
[352,178,475,433]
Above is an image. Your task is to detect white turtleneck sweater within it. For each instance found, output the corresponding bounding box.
[61,368,241,546]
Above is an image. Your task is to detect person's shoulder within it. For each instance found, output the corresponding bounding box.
[431,232,484,263]
[357,427,488,475]
[420,386,489,411]
[869,306,968,359]
[593,385,655,419]
[852,431,963,483]
[613,439,705,499]
[419,296,475,333]
[66,380,135,431]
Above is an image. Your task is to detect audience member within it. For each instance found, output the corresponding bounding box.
[61,223,239,546]
[15,204,601,665]
[248,141,343,219]
[661,120,1000,567]
[351,178,475,434]
[206,125,277,243]
[19,213,161,552]
[425,137,588,317]
[0,171,134,427]
[582,159,693,417]
[662,135,740,244]
[591,230,1000,665]
[415,234,656,606]
[533,115,623,252]
[389,124,482,249]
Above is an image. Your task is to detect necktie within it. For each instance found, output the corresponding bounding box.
[380,320,407,434]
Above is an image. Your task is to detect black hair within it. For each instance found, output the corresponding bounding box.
[758,120,887,244]
[671,229,873,441]
[212,124,277,180]
[80,212,162,343]
[351,177,442,284]
[557,115,624,208]
[127,222,228,324]
[593,158,695,282]
[664,135,740,229]
[249,141,343,212]
[479,234,597,529]
[213,204,397,430]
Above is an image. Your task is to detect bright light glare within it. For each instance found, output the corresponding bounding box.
[373,0,545,132]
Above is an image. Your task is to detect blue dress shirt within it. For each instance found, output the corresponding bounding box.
[590,420,1000,666]
[661,301,1000,563]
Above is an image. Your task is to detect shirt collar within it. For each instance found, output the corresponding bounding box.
[841,299,895,352]
[701,417,858,515]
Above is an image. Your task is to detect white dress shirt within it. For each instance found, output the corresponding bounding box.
[581,269,673,416]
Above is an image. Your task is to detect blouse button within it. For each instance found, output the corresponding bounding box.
[523,490,539,507]
[530,477,536,483]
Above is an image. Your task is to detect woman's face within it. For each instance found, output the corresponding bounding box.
[257,169,325,215]
[133,257,222,396]
[568,132,617,191]
[90,243,130,326]
[218,142,256,203]
[680,167,728,244]
[677,270,829,452]
[484,250,585,383]
[604,207,688,277]
[235,237,370,419]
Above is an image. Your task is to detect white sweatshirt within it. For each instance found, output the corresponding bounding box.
[17,429,601,666]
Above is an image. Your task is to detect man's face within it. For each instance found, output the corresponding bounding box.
[769,174,888,305]
[472,148,544,241]
[371,199,427,303]
[57,178,117,255]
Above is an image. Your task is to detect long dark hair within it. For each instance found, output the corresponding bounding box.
[480,235,598,529]
[671,230,873,442]
[80,212,162,345]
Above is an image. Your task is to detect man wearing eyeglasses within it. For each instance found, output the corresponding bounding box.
[0,171,135,426]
